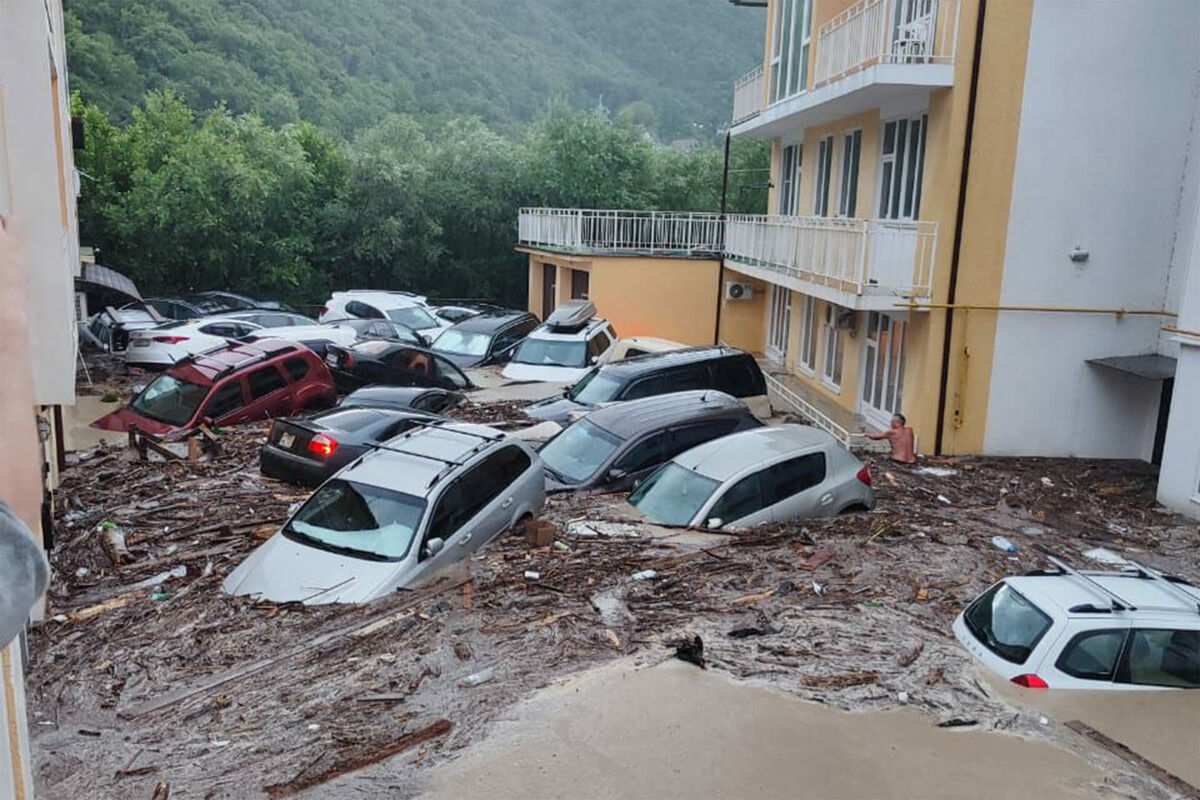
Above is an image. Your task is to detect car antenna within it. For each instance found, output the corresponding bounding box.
[1036,547,1137,612]
[1120,558,1200,615]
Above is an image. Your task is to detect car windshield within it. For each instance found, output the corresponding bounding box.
[539,420,621,484]
[512,337,586,367]
[284,479,426,561]
[387,306,438,330]
[964,582,1053,664]
[130,373,209,426]
[431,329,490,357]
[567,369,624,404]
[628,463,720,525]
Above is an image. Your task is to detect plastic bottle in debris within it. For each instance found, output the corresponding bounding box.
[991,535,1017,554]
[458,667,496,688]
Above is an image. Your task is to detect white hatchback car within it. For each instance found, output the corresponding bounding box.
[954,558,1200,690]
[318,291,445,340]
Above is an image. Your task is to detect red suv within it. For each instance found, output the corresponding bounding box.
[92,339,336,435]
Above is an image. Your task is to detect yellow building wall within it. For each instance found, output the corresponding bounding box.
[792,110,882,218]
[719,267,768,354]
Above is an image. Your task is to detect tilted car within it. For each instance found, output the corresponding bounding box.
[429,310,540,369]
[84,305,165,353]
[627,425,875,529]
[524,347,768,425]
[91,339,335,435]
[599,336,687,364]
[322,317,429,347]
[260,406,439,487]
[501,301,618,383]
[124,317,267,368]
[223,421,545,604]
[339,385,465,415]
[324,340,473,393]
[318,290,445,340]
[538,391,761,493]
[954,557,1199,690]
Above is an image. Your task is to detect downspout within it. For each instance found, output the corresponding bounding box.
[934,0,987,455]
[714,130,732,345]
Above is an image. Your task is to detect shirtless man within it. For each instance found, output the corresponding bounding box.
[867,413,916,464]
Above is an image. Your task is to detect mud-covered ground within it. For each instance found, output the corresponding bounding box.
[26,398,1200,799]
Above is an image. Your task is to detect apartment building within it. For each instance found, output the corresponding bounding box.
[517,0,1200,519]
[0,0,81,794]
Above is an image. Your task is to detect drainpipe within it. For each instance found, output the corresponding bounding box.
[714,130,732,346]
[934,0,987,456]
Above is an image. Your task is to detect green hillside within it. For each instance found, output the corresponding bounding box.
[65,0,766,138]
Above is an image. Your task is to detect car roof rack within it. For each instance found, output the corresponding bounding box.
[545,300,596,331]
[1121,558,1200,615]
[1036,547,1200,615]
[362,418,505,488]
[1036,548,1138,612]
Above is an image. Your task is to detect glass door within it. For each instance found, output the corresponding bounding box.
[861,312,906,426]
[766,286,791,362]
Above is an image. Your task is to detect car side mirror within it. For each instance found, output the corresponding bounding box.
[706,518,724,530]
[589,355,600,365]
[423,537,445,558]
[606,468,628,484]
[631,476,644,490]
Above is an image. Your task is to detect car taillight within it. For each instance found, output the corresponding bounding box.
[308,433,338,458]
[344,352,354,368]
[1011,674,1049,689]
[153,335,190,344]
[856,465,872,487]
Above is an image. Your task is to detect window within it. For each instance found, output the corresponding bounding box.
[622,374,669,401]
[1118,629,1198,688]
[541,420,621,484]
[283,357,310,381]
[248,366,287,399]
[709,471,769,524]
[199,322,255,338]
[427,451,511,546]
[769,0,814,103]
[587,331,611,361]
[813,136,834,217]
[797,295,819,373]
[838,130,862,217]
[767,452,826,503]
[766,286,790,361]
[778,144,802,215]
[668,418,744,457]
[571,269,590,300]
[1055,629,1126,682]
[821,305,844,388]
[962,582,1053,664]
[345,300,384,319]
[628,463,721,526]
[413,392,451,414]
[862,312,907,422]
[569,370,625,404]
[663,364,713,392]
[130,374,209,426]
[284,479,426,562]
[204,380,246,420]
[615,431,671,473]
[491,445,533,483]
[255,314,296,328]
[879,115,928,220]
[714,356,765,397]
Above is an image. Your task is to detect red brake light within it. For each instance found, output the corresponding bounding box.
[308,433,338,458]
[153,335,190,344]
[856,465,872,487]
[1011,674,1049,689]
[344,352,354,368]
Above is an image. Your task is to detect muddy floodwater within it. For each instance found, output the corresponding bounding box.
[422,659,1112,800]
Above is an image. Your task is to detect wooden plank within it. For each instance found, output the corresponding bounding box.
[1064,720,1200,799]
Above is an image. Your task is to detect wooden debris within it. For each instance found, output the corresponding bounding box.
[797,671,879,688]
[799,548,835,571]
[150,780,170,800]
[897,642,924,668]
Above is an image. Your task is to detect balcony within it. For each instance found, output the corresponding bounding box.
[731,0,960,135]
[518,208,723,257]
[724,214,937,310]
[732,66,764,125]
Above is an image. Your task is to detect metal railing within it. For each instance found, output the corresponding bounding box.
[732,65,765,125]
[764,374,888,451]
[814,0,960,87]
[518,208,723,255]
[724,214,937,298]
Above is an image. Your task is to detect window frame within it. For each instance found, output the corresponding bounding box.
[820,304,844,390]
[1054,628,1128,683]
[837,129,862,218]
[797,295,819,374]
[814,135,834,217]
[1115,627,1200,689]
[878,114,928,221]
[204,378,247,421]
[247,364,288,400]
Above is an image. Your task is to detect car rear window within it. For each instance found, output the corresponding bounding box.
[315,409,387,433]
[964,582,1053,664]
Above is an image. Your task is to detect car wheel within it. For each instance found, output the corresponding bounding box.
[838,503,869,515]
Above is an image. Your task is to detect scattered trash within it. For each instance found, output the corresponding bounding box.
[1038,716,1049,726]
[937,718,978,728]
[799,548,835,570]
[97,521,129,566]
[75,567,89,578]
[150,591,171,601]
[306,723,321,731]
[523,570,540,581]
[1040,477,1055,488]
[897,691,910,703]
[567,520,641,539]
[915,466,959,477]
[631,569,658,581]
[936,494,952,506]
[453,642,472,661]
[1020,525,1045,536]
[811,581,824,596]
[459,667,497,688]
[1083,547,1128,566]
[604,629,621,648]
[990,535,1017,553]
[673,635,705,669]
[552,540,570,552]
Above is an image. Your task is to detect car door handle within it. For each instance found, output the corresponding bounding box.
[820,492,834,506]
[457,534,473,547]
[500,497,514,509]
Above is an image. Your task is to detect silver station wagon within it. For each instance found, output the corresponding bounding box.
[223,421,544,604]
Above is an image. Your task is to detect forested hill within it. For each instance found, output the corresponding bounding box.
[65,0,766,139]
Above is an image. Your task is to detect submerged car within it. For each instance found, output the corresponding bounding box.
[84,305,166,353]
[628,425,874,529]
[124,317,267,368]
[324,340,473,392]
[429,310,539,369]
[339,385,465,415]
[954,558,1199,690]
[501,301,617,383]
[318,290,444,340]
[538,391,761,493]
[224,421,545,604]
[261,406,438,487]
[599,336,687,364]
[91,339,335,434]
[525,347,768,425]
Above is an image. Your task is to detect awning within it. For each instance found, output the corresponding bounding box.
[77,263,141,302]
[1086,354,1177,380]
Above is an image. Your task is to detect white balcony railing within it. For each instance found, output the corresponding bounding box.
[732,66,765,125]
[814,0,960,87]
[518,208,723,255]
[724,214,937,298]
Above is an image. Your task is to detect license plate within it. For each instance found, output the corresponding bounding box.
[325,353,338,366]
[132,339,150,347]
[279,432,295,449]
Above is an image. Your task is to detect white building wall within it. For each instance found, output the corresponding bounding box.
[983,0,1200,459]
[0,0,80,406]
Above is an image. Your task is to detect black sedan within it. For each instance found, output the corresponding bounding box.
[339,385,465,414]
[324,340,473,393]
[260,406,438,486]
[325,317,429,347]
[428,310,539,369]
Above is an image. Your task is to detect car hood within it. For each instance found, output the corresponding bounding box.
[89,405,176,435]
[523,395,589,423]
[501,362,589,383]
[221,533,403,605]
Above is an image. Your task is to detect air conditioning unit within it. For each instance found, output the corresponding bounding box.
[834,309,857,330]
[725,281,753,301]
